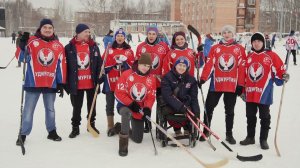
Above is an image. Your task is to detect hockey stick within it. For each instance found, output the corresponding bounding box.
[17,48,28,155]
[147,119,158,155]
[0,55,15,69]
[274,49,291,157]
[186,109,263,162]
[87,42,111,137]
[146,116,228,168]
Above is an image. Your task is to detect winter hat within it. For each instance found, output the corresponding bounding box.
[39,18,53,28]
[109,29,113,34]
[251,32,265,51]
[146,25,159,34]
[114,28,126,38]
[138,53,152,66]
[171,31,186,45]
[290,30,295,36]
[174,56,190,69]
[76,24,89,34]
[221,25,235,34]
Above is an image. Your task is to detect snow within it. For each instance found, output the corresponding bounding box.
[0,35,299,168]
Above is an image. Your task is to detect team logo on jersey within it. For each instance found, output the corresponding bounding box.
[130,83,147,102]
[142,47,146,53]
[188,50,194,57]
[152,53,160,69]
[158,46,166,54]
[37,48,55,66]
[233,47,240,55]
[249,63,264,82]
[171,53,176,59]
[125,50,132,57]
[77,52,90,70]
[109,49,113,54]
[52,43,61,51]
[33,41,39,47]
[218,54,235,72]
[146,78,152,86]
[129,75,134,82]
[247,57,252,64]
[263,56,272,65]
[216,47,221,53]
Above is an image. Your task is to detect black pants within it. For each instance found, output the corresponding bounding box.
[105,91,115,116]
[144,88,161,129]
[203,91,237,134]
[246,102,270,140]
[285,50,297,64]
[70,89,96,127]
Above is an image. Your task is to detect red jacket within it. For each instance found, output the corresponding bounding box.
[245,50,285,105]
[102,47,134,93]
[136,41,169,87]
[162,48,195,77]
[115,68,156,120]
[200,42,246,92]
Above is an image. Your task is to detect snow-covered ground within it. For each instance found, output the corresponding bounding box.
[0,35,299,168]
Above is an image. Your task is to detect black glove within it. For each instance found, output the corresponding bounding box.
[235,85,243,96]
[282,73,290,82]
[178,105,188,114]
[197,79,205,89]
[142,107,151,121]
[57,84,64,98]
[97,73,106,84]
[128,101,141,113]
[197,44,203,52]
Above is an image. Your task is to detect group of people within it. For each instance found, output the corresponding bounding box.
[15,18,290,157]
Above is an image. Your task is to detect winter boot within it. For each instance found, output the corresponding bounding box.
[260,140,269,150]
[88,122,99,134]
[47,130,62,141]
[225,132,236,145]
[16,135,26,146]
[144,121,151,133]
[240,137,255,145]
[107,116,117,137]
[260,127,270,150]
[69,126,80,138]
[119,133,129,157]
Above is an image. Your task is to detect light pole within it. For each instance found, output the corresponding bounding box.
[290,11,292,31]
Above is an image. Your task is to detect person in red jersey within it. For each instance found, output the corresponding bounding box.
[136,25,169,133]
[64,24,103,138]
[16,19,66,146]
[102,28,134,137]
[115,53,156,157]
[240,32,289,150]
[198,25,247,144]
[162,31,196,77]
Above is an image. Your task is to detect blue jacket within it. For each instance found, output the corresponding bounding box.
[64,38,103,95]
[161,68,200,116]
[103,35,114,49]
[204,38,214,57]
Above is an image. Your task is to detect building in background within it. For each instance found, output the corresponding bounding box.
[171,0,260,34]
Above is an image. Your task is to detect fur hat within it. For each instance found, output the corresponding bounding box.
[138,53,152,66]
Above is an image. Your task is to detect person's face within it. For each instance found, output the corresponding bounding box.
[77,29,90,41]
[40,24,54,37]
[116,34,125,44]
[175,63,187,74]
[222,31,234,41]
[252,40,264,51]
[175,35,186,47]
[147,31,157,43]
[138,64,151,74]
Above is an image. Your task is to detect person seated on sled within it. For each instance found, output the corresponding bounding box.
[161,57,200,136]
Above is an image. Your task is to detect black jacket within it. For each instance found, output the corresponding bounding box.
[64,38,103,95]
[161,68,200,116]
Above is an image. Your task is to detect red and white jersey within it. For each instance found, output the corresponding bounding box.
[136,41,169,87]
[75,42,94,90]
[245,50,285,105]
[24,36,66,88]
[162,48,196,77]
[115,69,156,120]
[102,47,134,92]
[200,43,246,92]
[285,36,299,50]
